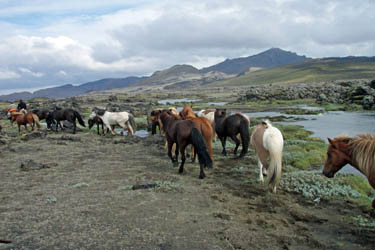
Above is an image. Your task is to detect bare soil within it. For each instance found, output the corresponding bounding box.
[1,129,375,250]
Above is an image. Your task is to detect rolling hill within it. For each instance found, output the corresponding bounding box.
[0,76,146,101]
[209,57,375,87]
[200,48,310,75]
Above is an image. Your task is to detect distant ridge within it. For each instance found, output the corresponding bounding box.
[200,48,310,75]
[0,76,146,101]
[209,56,375,87]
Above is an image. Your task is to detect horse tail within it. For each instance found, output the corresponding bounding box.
[74,111,86,127]
[239,117,250,156]
[128,114,137,133]
[264,125,284,193]
[32,114,41,129]
[190,128,212,169]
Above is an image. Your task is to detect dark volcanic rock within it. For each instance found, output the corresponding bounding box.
[20,160,52,171]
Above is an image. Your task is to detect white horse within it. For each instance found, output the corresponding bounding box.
[90,108,137,136]
[197,109,216,139]
[250,120,283,193]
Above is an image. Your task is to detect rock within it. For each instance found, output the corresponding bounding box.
[132,181,157,190]
[363,95,374,110]
[20,160,52,171]
[20,131,47,141]
[316,93,327,104]
[369,80,375,89]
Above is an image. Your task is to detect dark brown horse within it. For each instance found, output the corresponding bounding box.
[88,116,105,135]
[10,111,41,134]
[32,109,50,121]
[150,109,163,135]
[323,134,375,208]
[46,108,85,134]
[214,108,250,158]
[158,110,212,179]
[180,105,214,162]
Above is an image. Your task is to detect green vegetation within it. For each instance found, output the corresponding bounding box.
[211,60,375,87]
[277,124,327,170]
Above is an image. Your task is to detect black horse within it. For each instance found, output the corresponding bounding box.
[214,108,250,158]
[88,116,105,135]
[46,108,85,134]
[32,109,50,121]
[158,110,212,179]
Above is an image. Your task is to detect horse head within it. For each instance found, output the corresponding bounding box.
[150,109,162,122]
[214,108,227,122]
[322,137,352,178]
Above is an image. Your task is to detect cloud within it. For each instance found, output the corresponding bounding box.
[0,0,374,91]
[0,68,20,80]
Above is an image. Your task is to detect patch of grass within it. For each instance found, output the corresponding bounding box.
[335,174,375,197]
[280,171,364,203]
[155,181,183,191]
[72,182,90,188]
[323,103,363,111]
[352,215,375,228]
[118,185,133,191]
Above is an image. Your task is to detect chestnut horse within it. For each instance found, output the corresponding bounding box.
[180,105,214,162]
[158,110,212,179]
[251,120,284,193]
[323,134,375,208]
[150,109,163,135]
[214,108,250,158]
[10,111,41,134]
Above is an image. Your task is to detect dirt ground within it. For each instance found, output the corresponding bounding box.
[1,128,375,250]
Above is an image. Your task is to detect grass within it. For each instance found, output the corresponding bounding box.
[210,60,375,87]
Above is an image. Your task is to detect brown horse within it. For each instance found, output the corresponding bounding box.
[323,134,375,208]
[10,111,41,134]
[180,105,214,162]
[158,110,212,179]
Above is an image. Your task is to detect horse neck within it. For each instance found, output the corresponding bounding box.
[350,137,375,176]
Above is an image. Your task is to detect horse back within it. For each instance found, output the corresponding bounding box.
[251,124,269,161]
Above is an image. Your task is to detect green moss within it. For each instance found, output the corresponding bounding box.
[335,174,374,197]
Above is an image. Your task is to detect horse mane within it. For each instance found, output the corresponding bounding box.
[349,134,375,176]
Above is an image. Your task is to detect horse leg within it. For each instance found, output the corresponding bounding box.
[178,143,187,174]
[72,121,76,134]
[257,157,265,183]
[219,136,227,156]
[167,140,177,163]
[230,134,241,157]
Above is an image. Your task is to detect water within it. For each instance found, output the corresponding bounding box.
[246,109,375,175]
[114,128,149,137]
[158,98,200,105]
[207,102,229,106]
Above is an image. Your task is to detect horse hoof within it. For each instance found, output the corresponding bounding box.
[199,174,206,179]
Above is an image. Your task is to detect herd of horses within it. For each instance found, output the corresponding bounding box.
[3,104,375,207]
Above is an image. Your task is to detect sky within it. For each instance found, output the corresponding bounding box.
[0,0,374,94]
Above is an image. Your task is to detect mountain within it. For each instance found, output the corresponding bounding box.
[200,48,310,75]
[0,76,146,101]
[208,56,375,87]
[133,64,233,89]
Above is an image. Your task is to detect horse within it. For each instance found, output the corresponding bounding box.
[10,111,41,135]
[197,109,216,140]
[46,108,85,134]
[32,109,50,121]
[88,116,105,135]
[180,105,214,162]
[90,108,136,136]
[251,120,284,193]
[150,109,163,135]
[323,134,375,208]
[158,110,212,179]
[214,108,250,158]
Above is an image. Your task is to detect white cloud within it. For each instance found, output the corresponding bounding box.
[0,68,21,80]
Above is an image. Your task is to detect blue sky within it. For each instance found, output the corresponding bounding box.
[0,0,374,94]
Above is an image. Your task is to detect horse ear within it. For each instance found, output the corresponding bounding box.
[328,138,337,149]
